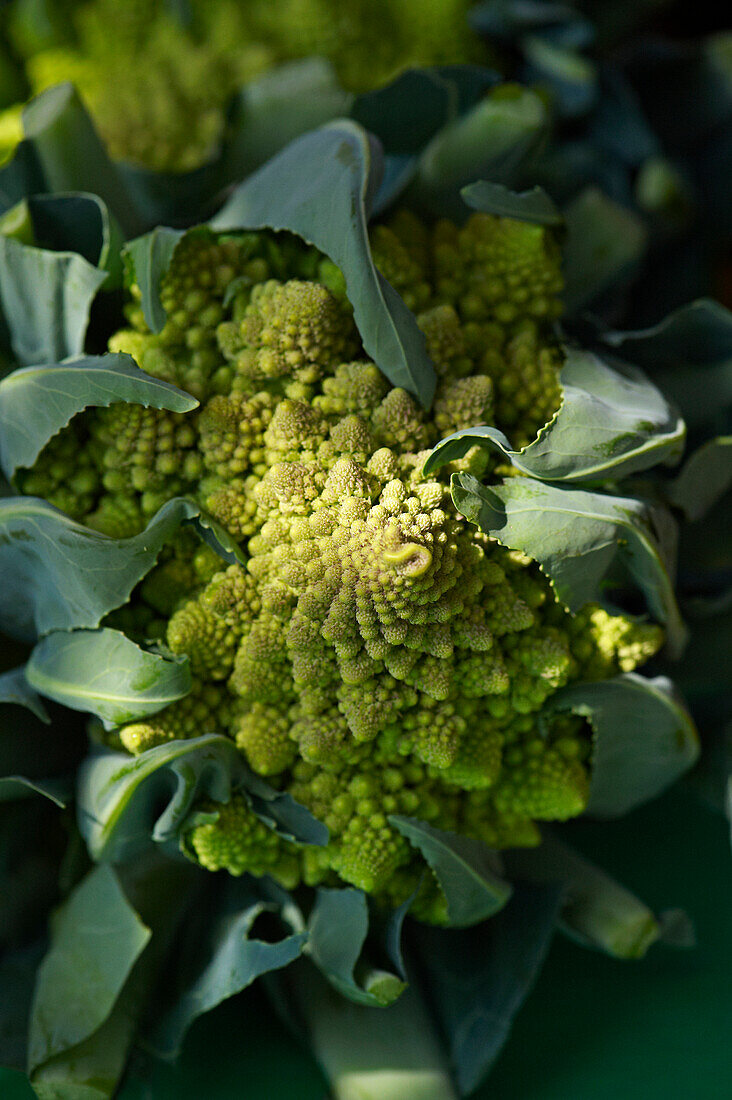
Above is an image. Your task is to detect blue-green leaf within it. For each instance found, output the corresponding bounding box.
[544,673,699,817]
[0,496,235,642]
[451,473,686,655]
[601,300,732,436]
[461,179,563,226]
[27,855,193,1100]
[667,436,732,522]
[0,942,44,1071]
[77,736,246,863]
[21,84,142,237]
[2,192,124,286]
[0,232,107,366]
[123,226,185,333]
[0,140,45,221]
[389,816,512,927]
[507,834,684,958]
[425,349,684,481]
[352,68,461,154]
[562,187,647,312]
[306,887,405,1007]
[210,120,436,407]
[77,735,326,863]
[0,664,48,721]
[26,628,192,728]
[603,298,732,368]
[188,507,247,566]
[150,877,306,1060]
[0,664,80,806]
[28,865,151,1085]
[522,34,598,117]
[225,59,352,178]
[239,771,329,848]
[0,353,198,479]
[412,85,548,217]
[0,774,68,805]
[412,883,560,1095]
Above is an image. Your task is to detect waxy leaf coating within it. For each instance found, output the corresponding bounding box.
[0,496,237,642]
[390,816,512,927]
[0,353,198,480]
[451,473,687,655]
[306,887,406,1007]
[26,628,193,728]
[545,673,699,817]
[210,121,437,407]
[425,349,684,482]
[78,734,327,864]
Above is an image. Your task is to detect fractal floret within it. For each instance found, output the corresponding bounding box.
[26,210,665,913]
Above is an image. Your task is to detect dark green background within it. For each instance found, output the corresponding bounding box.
[3,786,731,1099]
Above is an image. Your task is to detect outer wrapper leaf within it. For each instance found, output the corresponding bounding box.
[352,69,463,156]
[18,84,143,237]
[77,735,326,863]
[425,349,684,482]
[411,85,548,217]
[26,855,197,1100]
[461,180,562,226]
[0,775,68,805]
[507,834,682,959]
[0,664,48,722]
[28,865,150,1092]
[390,816,512,927]
[522,33,598,117]
[0,496,236,642]
[562,187,647,312]
[412,884,561,1095]
[544,673,699,817]
[0,232,107,367]
[25,628,192,728]
[0,353,198,480]
[305,887,405,1007]
[451,473,686,655]
[666,436,732,522]
[150,876,307,1060]
[351,66,497,215]
[1,192,124,286]
[123,227,186,334]
[1,663,82,806]
[603,298,732,369]
[0,942,45,1072]
[209,120,437,407]
[224,59,353,179]
[601,299,732,436]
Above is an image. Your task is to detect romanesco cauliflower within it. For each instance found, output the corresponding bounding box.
[25,210,664,917]
[9,0,484,170]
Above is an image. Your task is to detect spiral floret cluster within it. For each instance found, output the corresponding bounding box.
[28,211,664,916]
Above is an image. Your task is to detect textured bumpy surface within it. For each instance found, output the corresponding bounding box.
[27,211,664,916]
[17,0,483,170]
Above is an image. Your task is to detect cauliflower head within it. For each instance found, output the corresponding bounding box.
[16,0,484,171]
[26,210,664,917]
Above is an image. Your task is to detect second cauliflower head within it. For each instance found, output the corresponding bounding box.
[26,210,664,919]
[11,0,485,170]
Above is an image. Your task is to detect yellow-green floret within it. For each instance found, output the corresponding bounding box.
[27,211,664,919]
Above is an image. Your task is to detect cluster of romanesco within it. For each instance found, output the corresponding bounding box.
[11,0,483,170]
[26,210,664,918]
